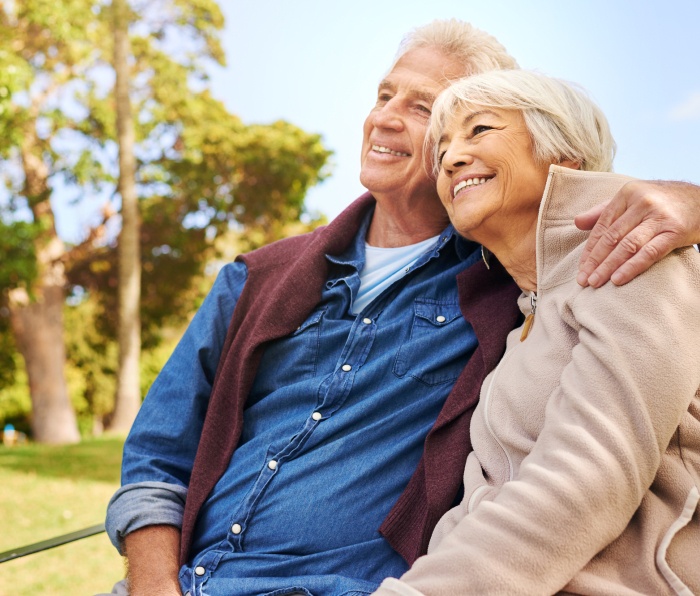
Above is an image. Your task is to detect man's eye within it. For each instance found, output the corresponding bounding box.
[416,104,431,114]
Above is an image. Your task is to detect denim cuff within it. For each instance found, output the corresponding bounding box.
[105,481,188,554]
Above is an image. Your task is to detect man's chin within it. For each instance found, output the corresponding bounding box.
[359,172,386,196]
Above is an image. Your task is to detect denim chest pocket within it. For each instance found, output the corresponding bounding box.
[393,299,470,386]
[248,308,326,401]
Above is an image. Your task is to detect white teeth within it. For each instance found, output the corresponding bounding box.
[454,180,468,194]
[372,145,409,157]
[453,177,490,198]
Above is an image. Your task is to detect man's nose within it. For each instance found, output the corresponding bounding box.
[372,101,404,130]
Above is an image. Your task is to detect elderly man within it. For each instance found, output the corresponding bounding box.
[106,19,700,596]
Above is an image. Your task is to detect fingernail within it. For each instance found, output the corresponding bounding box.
[588,272,600,287]
[610,271,622,285]
[576,271,589,287]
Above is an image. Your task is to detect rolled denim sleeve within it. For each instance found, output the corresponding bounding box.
[105,262,247,550]
[106,481,188,553]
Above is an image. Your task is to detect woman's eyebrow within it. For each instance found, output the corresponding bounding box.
[461,109,498,126]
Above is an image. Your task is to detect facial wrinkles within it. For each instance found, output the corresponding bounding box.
[377,79,437,110]
[360,47,469,217]
[438,109,547,246]
[369,82,432,155]
[495,127,538,215]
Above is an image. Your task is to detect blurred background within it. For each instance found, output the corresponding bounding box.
[216,0,700,222]
[0,0,698,593]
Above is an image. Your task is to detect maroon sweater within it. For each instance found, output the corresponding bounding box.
[179,193,521,566]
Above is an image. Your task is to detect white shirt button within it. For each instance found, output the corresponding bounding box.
[436,315,446,323]
[312,411,322,421]
[341,364,352,372]
[362,318,372,325]
[231,523,242,534]
[194,566,206,576]
[268,460,278,470]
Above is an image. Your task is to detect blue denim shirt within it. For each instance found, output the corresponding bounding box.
[108,219,481,596]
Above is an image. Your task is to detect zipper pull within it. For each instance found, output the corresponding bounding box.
[520,292,537,342]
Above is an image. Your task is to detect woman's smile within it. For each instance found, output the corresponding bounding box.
[436,105,549,249]
[451,175,494,201]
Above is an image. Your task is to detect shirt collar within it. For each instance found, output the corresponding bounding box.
[325,208,374,272]
[441,224,480,262]
[325,214,480,272]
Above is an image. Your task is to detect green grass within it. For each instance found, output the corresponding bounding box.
[0,437,126,595]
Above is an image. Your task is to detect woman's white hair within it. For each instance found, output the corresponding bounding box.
[429,69,616,174]
[393,19,518,76]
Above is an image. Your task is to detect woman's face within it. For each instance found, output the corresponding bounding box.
[435,105,551,244]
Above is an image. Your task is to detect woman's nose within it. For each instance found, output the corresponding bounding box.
[442,144,472,174]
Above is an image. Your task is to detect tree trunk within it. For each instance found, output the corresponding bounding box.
[9,285,80,444]
[108,0,142,433]
[10,123,81,444]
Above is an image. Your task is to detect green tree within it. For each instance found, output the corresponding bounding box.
[0,0,331,439]
[109,0,141,432]
[0,0,110,443]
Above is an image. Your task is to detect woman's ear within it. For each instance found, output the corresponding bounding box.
[558,159,581,170]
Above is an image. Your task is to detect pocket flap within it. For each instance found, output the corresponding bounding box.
[413,300,461,326]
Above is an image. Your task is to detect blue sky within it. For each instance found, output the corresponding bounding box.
[42,0,699,240]
[209,0,700,221]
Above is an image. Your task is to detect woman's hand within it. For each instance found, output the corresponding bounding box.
[575,179,700,287]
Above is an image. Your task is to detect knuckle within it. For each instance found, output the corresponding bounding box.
[584,255,602,269]
[638,193,656,210]
[600,228,621,248]
[618,236,639,255]
[622,181,667,211]
[586,224,607,241]
[642,243,662,262]
[619,179,642,199]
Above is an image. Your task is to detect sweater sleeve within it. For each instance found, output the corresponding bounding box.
[374,248,700,596]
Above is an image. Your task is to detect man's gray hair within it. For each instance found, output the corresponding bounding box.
[429,69,616,174]
[394,19,518,76]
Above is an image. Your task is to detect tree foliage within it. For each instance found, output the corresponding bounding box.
[66,0,332,346]
[0,0,332,436]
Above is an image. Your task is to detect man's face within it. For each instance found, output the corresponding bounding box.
[360,47,468,206]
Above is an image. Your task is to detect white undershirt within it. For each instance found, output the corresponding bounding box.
[352,235,440,314]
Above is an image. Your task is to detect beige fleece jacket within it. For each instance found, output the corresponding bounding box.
[374,166,700,596]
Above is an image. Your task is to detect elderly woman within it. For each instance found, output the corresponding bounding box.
[374,70,700,595]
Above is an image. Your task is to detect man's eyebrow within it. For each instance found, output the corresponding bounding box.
[414,90,437,105]
[376,80,437,105]
[377,79,397,93]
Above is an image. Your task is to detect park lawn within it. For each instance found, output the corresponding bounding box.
[0,437,126,595]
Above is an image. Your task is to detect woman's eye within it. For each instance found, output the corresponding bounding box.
[472,124,492,136]
[437,150,446,165]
